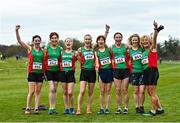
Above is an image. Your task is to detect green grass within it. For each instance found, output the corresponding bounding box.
[0,58,180,122]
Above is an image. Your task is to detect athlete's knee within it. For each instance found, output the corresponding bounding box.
[107,91,111,96]
[147,89,154,96]
[50,88,56,93]
[28,90,35,96]
[36,89,41,95]
[140,91,145,96]
[79,90,85,96]
[100,90,105,96]
[133,89,139,95]
[88,91,93,97]
[116,88,121,96]
[123,89,128,95]
[147,90,151,96]
[63,90,68,96]
[68,92,73,97]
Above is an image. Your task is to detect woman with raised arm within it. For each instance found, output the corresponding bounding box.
[128,34,145,114]
[15,25,44,114]
[95,35,113,115]
[59,38,78,115]
[76,25,110,115]
[110,32,130,114]
[141,21,164,116]
[44,32,62,115]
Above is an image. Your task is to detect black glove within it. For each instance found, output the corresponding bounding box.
[157,25,164,32]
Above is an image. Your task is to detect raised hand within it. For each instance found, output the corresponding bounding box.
[15,25,21,31]
[153,20,158,29]
[153,21,164,33]
[15,25,31,51]
[105,24,110,32]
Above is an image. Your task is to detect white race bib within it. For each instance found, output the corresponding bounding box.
[33,62,42,70]
[100,57,111,65]
[84,52,94,60]
[62,60,72,67]
[115,56,125,63]
[132,54,142,60]
[48,59,58,66]
[142,58,148,64]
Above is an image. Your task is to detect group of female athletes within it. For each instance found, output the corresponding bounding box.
[15,20,164,116]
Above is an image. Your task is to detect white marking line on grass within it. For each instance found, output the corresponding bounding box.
[0,68,26,70]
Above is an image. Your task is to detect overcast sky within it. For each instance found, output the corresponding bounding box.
[0,0,180,46]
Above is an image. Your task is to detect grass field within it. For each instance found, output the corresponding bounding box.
[0,58,180,122]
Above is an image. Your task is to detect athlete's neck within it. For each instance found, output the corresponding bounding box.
[65,48,72,53]
[99,46,105,52]
[84,46,91,50]
[132,46,139,50]
[115,42,122,48]
[33,46,40,51]
[144,46,150,50]
[51,44,57,49]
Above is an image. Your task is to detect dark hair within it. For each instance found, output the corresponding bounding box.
[84,34,92,39]
[96,35,106,43]
[84,34,92,48]
[94,35,106,51]
[32,35,41,42]
[49,32,59,39]
[114,32,123,38]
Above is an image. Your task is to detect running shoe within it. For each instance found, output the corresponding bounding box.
[70,108,75,115]
[115,108,122,114]
[25,108,31,114]
[123,108,128,114]
[64,109,69,114]
[97,108,104,115]
[104,108,110,114]
[156,109,164,114]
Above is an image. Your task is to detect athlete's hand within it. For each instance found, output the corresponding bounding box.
[95,64,99,71]
[105,24,110,32]
[15,25,21,31]
[153,21,158,29]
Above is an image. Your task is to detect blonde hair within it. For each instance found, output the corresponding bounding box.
[140,35,152,49]
[128,33,140,46]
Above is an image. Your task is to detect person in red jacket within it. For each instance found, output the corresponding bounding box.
[141,21,164,116]
[15,25,45,114]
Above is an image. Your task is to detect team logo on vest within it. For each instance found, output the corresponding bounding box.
[84,52,94,60]
[62,55,72,58]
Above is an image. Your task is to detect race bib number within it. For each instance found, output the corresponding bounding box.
[84,52,94,60]
[33,62,42,70]
[132,54,142,60]
[48,59,58,66]
[115,56,125,63]
[62,60,72,67]
[141,58,148,64]
[100,57,111,65]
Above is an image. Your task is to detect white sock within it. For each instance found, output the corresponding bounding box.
[151,110,156,114]
[157,108,163,111]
